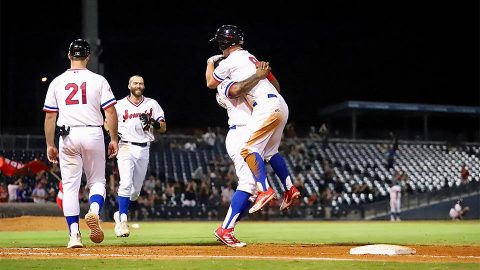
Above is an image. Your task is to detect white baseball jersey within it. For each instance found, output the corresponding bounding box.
[115,95,165,201]
[213,49,279,107]
[43,68,116,126]
[216,79,257,196]
[212,49,289,162]
[115,96,165,143]
[449,203,463,219]
[389,184,402,213]
[216,79,252,127]
[43,67,116,217]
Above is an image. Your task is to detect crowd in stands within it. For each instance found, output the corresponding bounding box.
[0,124,478,221]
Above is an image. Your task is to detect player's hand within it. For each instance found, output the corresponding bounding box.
[255,61,271,79]
[139,113,151,131]
[47,146,59,164]
[207,54,224,64]
[107,140,118,159]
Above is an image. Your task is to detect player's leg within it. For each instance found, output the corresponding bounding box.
[215,128,255,247]
[395,195,401,221]
[81,128,106,243]
[240,105,282,192]
[59,135,83,248]
[389,197,396,221]
[116,146,150,237]
[263,100,292,191]
[115,143,136,237]
[131,147,150,203]
[223,157,256,229]
[265,102,298,210]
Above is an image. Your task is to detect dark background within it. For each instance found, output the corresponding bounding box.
[1,1,478,135]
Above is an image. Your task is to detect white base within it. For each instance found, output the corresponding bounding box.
[350,244,416,255]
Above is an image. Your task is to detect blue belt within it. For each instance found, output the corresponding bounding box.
[252,94,277,107]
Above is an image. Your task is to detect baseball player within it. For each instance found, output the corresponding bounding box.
[449,199,469,220]
[388,180,402,221]
[211,57,273,247]
[111,75,166,237]
[206,25,300,214]
[43,39,119,248]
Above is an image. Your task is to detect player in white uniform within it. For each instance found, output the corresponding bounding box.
[111,75,166,237]
[449,199,469,220]
[43,39,119,248]
[388,181,402,221]
[211,57,273,247]
[206,25,300,214]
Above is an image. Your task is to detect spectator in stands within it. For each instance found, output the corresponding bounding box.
[449,199,470,220]
[0,183,8,202]
[285,122,297,138]
[318,123,329,150]
[308,126,320,139]
[47,186,57,203]
[460,163,469,183]
[202,127,216,149]
[207,186,221,220]
[163,179,177,206]
[293,178,308,207]
[16,179,27,202]
[220,181,235,206]
[184,140,197,151]
[7,178,20,202]
[320,186,334,206]
[197,179,210,206]
[385,132,399,169]
[182,179,197,207]
[322,159,336,185]
[191,166,205,181]
[32,181,48,203]
[143,174,156,193]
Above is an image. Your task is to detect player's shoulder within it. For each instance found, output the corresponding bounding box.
[115,95,130,105]
[143,96,160,105]
[83,69,110,82]
[48,71,69,88]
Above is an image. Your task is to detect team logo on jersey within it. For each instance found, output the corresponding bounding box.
[122,108,153,122]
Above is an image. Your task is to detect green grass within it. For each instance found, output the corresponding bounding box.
[0,220,479,270]
[0,220,478,247]
[1,259,478,270]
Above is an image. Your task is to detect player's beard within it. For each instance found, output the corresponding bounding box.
[130,88,144,98]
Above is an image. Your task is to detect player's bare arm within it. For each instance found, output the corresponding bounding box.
[151,119,167,134]
[205,55,224,89]
[228,61,271,98]
[157,121,167,133]
[44,112,59,163]
[104,106,119,158]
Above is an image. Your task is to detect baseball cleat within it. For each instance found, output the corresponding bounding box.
[248,187,276,214]
[214,227,246,248]
[280,186,301,211]
[85,211,104,243]
[113,211,130,237]
[67,232,84,248]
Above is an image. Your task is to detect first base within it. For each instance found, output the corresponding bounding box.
[350,244,416,255]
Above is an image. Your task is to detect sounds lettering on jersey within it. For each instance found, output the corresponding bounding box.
[122,108,153,122]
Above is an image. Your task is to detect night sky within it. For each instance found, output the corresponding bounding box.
[1,1,478,134]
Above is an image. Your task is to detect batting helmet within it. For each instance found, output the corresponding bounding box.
[68,39,91,58]
[210,25,244,51]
